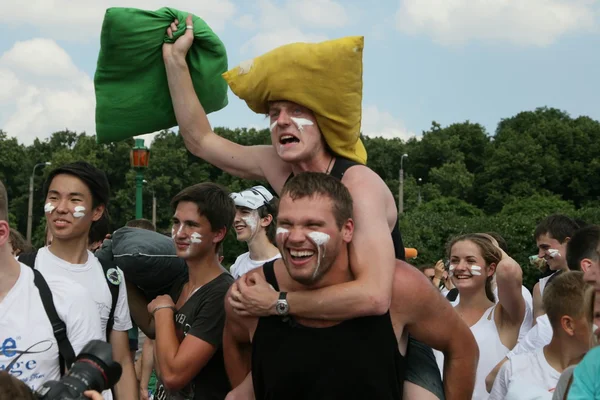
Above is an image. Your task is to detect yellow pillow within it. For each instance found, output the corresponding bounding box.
[223,36,367,165]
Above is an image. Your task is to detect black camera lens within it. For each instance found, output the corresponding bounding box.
[35,340,122,399]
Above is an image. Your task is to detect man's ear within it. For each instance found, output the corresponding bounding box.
[92,204,106,222]
[560,315,576,336]
[0,220,9,247]
[260,214,273,228]
[212,226,227,245]
[580,258,592,273]
[342,218,354,243]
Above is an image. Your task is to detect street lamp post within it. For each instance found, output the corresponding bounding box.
[417,178,423,206]
[143,180,157,227]
[399,154,408,215]
[27,162,51,242]
[130,139,150,219]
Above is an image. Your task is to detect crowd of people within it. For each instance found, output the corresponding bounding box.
[1,14,599,400]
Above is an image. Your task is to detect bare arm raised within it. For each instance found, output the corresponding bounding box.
[163,16,289,183]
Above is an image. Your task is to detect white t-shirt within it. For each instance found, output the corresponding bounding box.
[0,263,102,392]
[35,247,133,336]
[489,347,561,400]
[229,251,281,279]
[508,314,553,358]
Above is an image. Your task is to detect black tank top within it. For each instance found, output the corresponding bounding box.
[285,157,406,260]
[251,262,405,400]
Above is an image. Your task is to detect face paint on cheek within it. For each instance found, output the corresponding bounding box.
[290,117,314,133]
[190,232,202,244]
[307,232,330,280]
[448,264,456,277]
[548,249,561,258]
[242,215,258,234]
[469,265,483,276]
[270,121,277,132]
[44,203,55,214]
[276,227,289,241]
[72,206,86,218]
[171,226,175,239]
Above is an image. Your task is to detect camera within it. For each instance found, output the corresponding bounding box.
[35,340,122,400]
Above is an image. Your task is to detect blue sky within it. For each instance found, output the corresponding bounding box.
[0,0,598,146]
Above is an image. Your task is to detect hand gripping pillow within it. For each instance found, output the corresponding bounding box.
[94,7,228,143]
[222,36,367,165]
[110,226,187,300]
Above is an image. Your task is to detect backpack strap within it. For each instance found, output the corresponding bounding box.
[99,258,121,341]
[32,268,76,375]
[19,251,75,375]
[262,261,280,292]
[17,250,38,268]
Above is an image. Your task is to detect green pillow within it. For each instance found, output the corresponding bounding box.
[94,7,228,144]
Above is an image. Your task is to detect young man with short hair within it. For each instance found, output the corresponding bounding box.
[0,180,103,392]
[533,214,581,319]
[224,173,478,399]
[229,185,280,279]
[489,271,593,399]
[31,161,137,399]
[130,183,236,399]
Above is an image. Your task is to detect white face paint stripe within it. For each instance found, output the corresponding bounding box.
[548,249,561,258]
[469,265,482,276]
[270,121,277,132]
[44,203,55,214]
[290,117,314,133]
[276,227,289,236]
[307,232,330,280]
[190,232,202,244]
[72,206,86,218]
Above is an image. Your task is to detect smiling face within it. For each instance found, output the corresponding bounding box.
[449,240,495,294]
[233,206,267,242]
[171,201,225,260]
[537,233,569,271]
[276,193,352,286]
[268,101,327,163]
[44,174,104,241]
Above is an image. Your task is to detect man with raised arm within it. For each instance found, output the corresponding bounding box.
[162,16,445,398]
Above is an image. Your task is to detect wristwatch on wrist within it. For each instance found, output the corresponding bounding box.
[275,292,289,316]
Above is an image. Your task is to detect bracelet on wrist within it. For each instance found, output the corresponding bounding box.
[152,305,177,316]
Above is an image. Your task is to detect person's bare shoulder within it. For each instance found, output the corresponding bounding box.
[341,164,387,190]
[391,260,445,322]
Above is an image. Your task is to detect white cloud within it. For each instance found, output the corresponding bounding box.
[395,0,599,46]
[241,28,328,55]
[0,0,236,42]
[361,105,416,140]
[287,0,350,28]
[234,14,257,30]
[240,0,347,56]
[0,39,95,145]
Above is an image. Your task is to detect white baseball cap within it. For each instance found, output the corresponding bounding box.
[230,186,274,210]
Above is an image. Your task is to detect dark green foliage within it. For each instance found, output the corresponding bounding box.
[2,106,600,286]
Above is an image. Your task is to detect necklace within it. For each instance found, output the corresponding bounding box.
[185,282,203,302]
[325,156,335,174]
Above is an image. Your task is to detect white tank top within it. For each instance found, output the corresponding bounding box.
[471,305,510,400]
[539,271,558,296]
